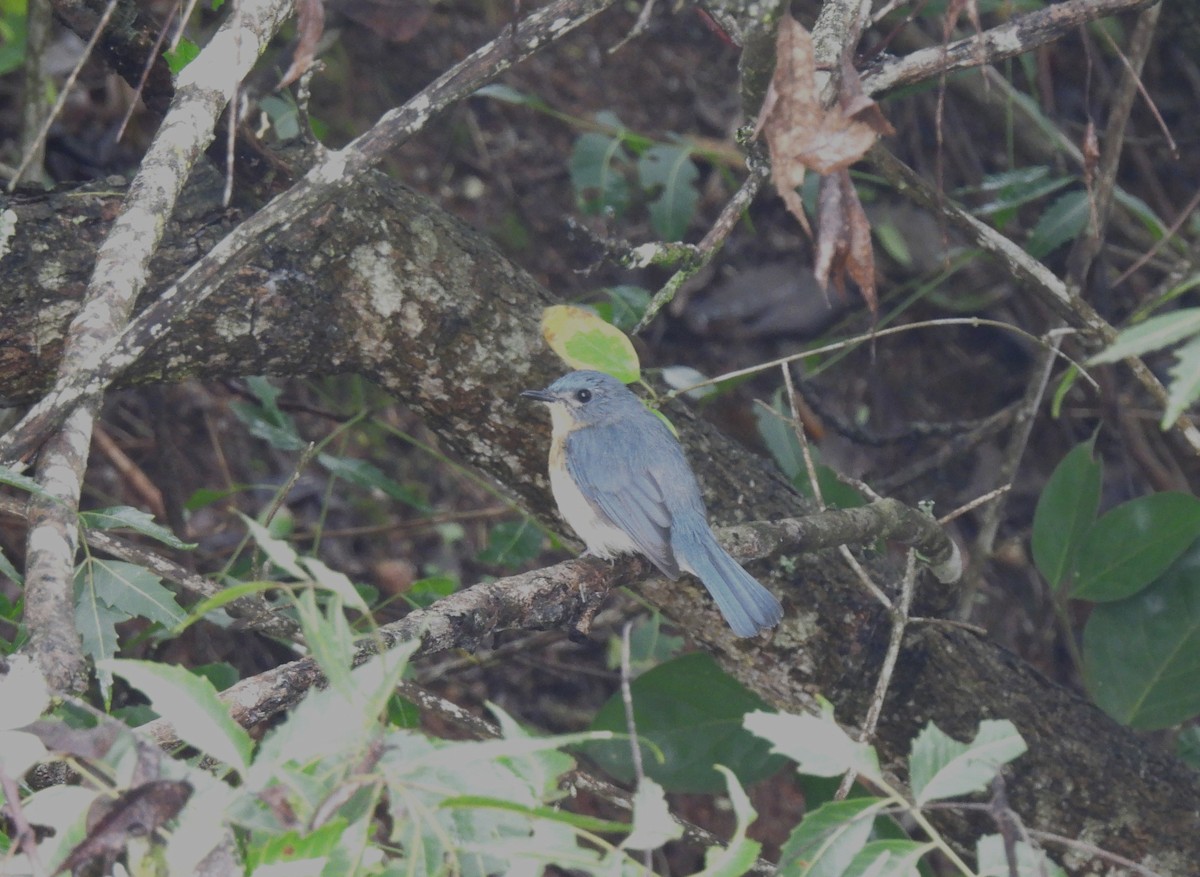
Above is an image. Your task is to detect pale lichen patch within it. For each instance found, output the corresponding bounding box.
[349,240,404,318]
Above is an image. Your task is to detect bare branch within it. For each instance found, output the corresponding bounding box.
[862,0,1159,97]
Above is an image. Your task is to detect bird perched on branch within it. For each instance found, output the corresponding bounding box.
[522,370,783,637]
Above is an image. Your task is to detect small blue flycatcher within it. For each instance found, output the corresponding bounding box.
[522,370,783,637]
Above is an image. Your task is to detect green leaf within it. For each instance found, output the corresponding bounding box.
[975,168,1075,220]
[1083,538,1200,729]
[317,454,430,512]
[0,463,53,500]
[1164,334,1200,427]
[299,555,369,613]
[406,574,458,609]
[250,649,413,781]
[0,730,48,776]
[569,131,630,217]
[473,83,547,109]
[977,835,1066,877]
[79,506,197,550]
[776,797,886,877]
[695,767,762,877]
[842,839,934,877]
[1026,189,1090,258]
[1113,188,1168,240]
[294,586,355,695]
[229,377,304,451]
[163,37,200,75]
[595,284,652,332]
[1072,492,1200,601]
[75,583,121,703]
[637,144,699,242]
[909,720,1026,805]
[744,709,881,783]
[541,304,641,383]
[1087,308,1200,364]
[250,819,346,869]
[238,513,307,579]
[753,393,863,509]
[78,558,186,627]
[477,519,544,568]
[192,662,239,692]
[1178,725,1200,769]
[587,653,783,793]
[604,614,684,676]
[621,778,682,851]
[0,655,50,730]
[104,659,253,773]
[0,544,24,586]
[1030,439,1102,590]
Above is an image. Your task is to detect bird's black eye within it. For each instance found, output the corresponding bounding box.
[575,389,592,403]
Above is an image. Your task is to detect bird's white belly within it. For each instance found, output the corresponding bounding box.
[549,460,640,558]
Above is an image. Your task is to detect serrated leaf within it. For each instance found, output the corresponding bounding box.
[104,659,252,773]
[744,709,881,783]
[909,720,1026,804]
[540,305,641,383]
[79,558,186,627]
[1083,538,1200,729]
[79,506,197,550]
[75,576,122,703]
[638,144,699,241]
[569,132,630,217]
[776,797,886,877]
[1072,492,1200,601]
[1026,189,1090,258]
[587,653,783,793]
[1031,439,1102,590]
[977,835,1066,877]
[1088,308,1200,364]
[1164,334,1200,427]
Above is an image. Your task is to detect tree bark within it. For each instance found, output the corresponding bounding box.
[2,165,1196,875]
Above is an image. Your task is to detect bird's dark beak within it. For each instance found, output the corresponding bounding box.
[520,388,556,403]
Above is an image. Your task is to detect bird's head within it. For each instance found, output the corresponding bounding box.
[521,370,640,429]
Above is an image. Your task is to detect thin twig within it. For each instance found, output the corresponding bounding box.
[836,549,916,800]
[8,0,121,190]
[633,163,767,333]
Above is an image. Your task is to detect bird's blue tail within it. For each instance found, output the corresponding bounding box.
[672,516,783,637]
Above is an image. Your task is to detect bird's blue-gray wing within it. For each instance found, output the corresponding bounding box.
[564,422,680,578]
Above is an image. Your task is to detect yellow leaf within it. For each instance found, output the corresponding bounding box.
[541,306,641,384]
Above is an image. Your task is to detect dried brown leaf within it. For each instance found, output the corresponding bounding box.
[55,781,192,875]
[813,169,877,313]
[339,0,432,43]
[278,0,327,89]
[754,15,891,235]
